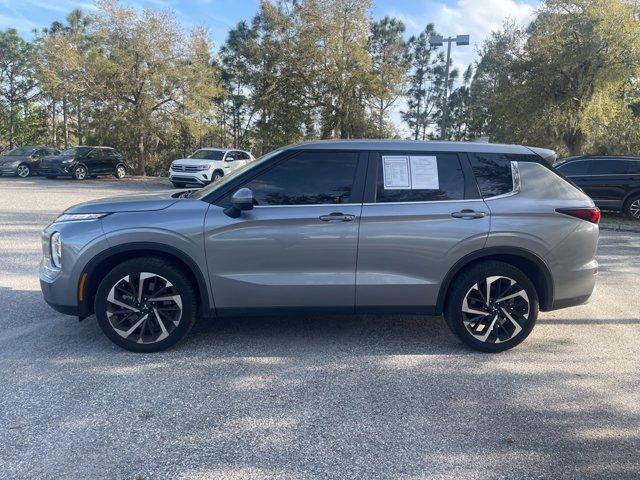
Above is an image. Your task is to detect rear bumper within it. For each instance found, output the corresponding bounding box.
[546,258,598,311]
[0,165,19,175]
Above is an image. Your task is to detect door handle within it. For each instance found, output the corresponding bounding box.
[319,212,356,222]
[451,209,487,219]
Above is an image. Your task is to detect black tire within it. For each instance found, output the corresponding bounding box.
[95,256,198,353]
[172,182,186,189]
[624,194,640,220]
[114,164,126,179]
[212,171,223,182]
[444,261,539,352]
[72,165,87,180]
[17,163,31,178]
[45,175,57,179]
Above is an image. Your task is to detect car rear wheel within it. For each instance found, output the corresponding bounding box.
[624,194,640,220]
[73,165,87,180]
[444,261,539,352]
[115,164,126,179]
[95,257,198,352]
[17,163,31,178]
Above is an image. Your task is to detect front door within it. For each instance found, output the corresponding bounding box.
[203,150,366,313]
[356,151,490,312]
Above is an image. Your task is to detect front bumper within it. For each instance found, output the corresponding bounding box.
[39,163,75,176]
[0,164,20,175]
[40,262,79,316]
[169,171,212,185]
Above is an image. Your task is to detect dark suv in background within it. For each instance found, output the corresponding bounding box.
[39,146,127,180]
[0,146,59,177]
[555,156,640,219]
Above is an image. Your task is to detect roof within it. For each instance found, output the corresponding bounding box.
[288,139,553,156]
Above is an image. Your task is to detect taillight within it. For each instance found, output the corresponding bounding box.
[556,207,600,224]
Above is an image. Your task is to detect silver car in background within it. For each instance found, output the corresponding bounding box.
[40,140,599,353]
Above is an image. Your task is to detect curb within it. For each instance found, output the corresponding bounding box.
[600,223,640,234]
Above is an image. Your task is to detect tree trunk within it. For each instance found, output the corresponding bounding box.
[76,96,82,144]
[8,101,15,149]
[62,96,69,149]
[137,131,146,176]
[51,100,57,147]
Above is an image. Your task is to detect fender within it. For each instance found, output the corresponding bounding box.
[435,246,555,314]
[78,241,214,318]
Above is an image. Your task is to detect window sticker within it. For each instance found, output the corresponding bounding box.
[382,156,411,189]
[409,156,439,190]
[382,155,439,190]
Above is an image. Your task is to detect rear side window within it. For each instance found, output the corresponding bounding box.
[557,160,589,176]
[240,151,359,205]
[375,153,464,203]
[590,160,629,175]
[469,153,514,198]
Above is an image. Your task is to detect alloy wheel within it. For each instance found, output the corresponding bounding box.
[461,275,530,344]
[106,272,183,344]
[17,164,30,178]
[75,166,87,180]
[116,165,126,178]
[630,199,640,220]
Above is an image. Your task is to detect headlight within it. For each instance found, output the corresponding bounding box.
[54,213,109,223]
[51,232,62,269]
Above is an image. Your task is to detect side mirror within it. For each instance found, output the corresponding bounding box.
[224,188,255,218]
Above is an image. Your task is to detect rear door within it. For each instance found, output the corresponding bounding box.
[356,151,490,312]
[84,148,105,173]
[583,159,631,208]
[203,149,366,313]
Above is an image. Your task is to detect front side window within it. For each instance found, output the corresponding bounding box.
[239,151,359,206]
[590,160,629,175]
[469,153,515,198]
[375,153,464,203]
[60,147,92,157]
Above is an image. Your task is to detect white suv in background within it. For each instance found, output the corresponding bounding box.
[169,148,254,188]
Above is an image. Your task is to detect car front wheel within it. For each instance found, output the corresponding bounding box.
[444,261,539,352]
[17,163,31,178]
[73,165,87,180]
[95,257,198,352]
[115,164,126,179]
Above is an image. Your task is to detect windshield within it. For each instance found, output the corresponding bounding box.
[190,150,225,161]
[5,147,38,156]
[191,148,283,200]
[60,147,92,157]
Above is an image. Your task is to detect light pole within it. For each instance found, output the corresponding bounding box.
[429,34,469,140]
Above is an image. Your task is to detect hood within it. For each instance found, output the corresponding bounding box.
[64,190,181,214]
[172,158,222,166]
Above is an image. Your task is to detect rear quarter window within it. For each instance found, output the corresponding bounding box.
[557,161,589,176]
[469,153,515,198]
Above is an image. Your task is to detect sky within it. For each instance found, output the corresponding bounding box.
[0,0,540,134]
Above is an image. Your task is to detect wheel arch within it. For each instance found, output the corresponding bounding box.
[78,242,213,319]
[436,246,554,314]
[622,189,640,208]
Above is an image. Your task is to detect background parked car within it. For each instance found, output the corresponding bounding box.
[169,148,254,188]
[38,146,127,180]
[555,156,640,219]
[0,146,59,178]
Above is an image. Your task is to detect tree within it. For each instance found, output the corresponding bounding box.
[401,24,443,140]
[88,0,218,174]
[0,29,37,149]
[367,17,408,137]
[472,0,640,155]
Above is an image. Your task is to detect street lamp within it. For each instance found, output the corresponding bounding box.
[429,34,469,140]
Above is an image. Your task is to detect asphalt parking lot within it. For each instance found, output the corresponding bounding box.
[0,176,639,480]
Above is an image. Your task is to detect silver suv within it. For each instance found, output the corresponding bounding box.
[40,141,599,353]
